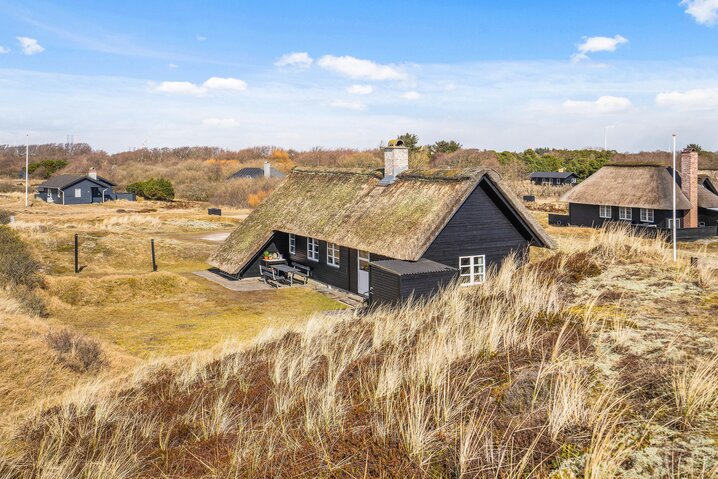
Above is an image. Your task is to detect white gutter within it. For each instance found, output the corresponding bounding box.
[102,188,108,203]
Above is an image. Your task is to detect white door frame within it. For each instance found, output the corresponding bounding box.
[357,250,370,296]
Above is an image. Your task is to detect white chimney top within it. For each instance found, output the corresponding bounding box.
[88,167,97,180]
[380,139,409,186]
[263,161,271,178]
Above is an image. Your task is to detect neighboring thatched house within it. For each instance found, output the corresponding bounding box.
[35,168,134,204]
[210,139,554,304]
[229,161,285,180]
[529,171,578,186]
[560,149,718,230]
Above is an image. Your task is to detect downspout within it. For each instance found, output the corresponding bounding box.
[102,188,108,203]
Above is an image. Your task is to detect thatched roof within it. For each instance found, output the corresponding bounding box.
[561,165,692,210]
[699,184,718,209]
[210,167,553,275]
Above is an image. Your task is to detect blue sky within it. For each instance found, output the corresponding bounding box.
[1,0,718,152]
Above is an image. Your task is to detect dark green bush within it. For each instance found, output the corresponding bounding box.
[27,159,68,179]
[127,178,175,201]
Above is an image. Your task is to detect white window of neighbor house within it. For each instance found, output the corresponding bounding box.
[619,207,632,221]
[327,242,340,267]
[459,255,485,286]
[667,218,681,229]
[307,237,319,262]
[288,233,296,254]
[599,205,612,219]
[74,188,82,198]
[640,208,654,223]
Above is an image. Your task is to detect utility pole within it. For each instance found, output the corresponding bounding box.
[672,134,677,262]
[25,134,29,207]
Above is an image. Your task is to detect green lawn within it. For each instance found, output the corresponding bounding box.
[46,274,345,358]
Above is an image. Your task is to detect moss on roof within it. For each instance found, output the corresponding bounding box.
[210,168,553,275]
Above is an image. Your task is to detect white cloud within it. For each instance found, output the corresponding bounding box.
[203,77,247,91]
[153,81,207,96]
[274,52,313,68]
[16,36,44,55]
[563,95,633,113]
[196,34,207,41]
[681,0,718,25]
[317,55,406,81]
[152,77,247,96]
[347,84,373,95]
[329,99,365,110]
[656,88,718,109]
[401,91,421,100]
[202,118,240,128]
[571,35,628,62]
[0,46,9,54]
[168,63,178,69]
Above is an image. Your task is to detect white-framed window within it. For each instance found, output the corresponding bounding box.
[542,179,550,185]
[74,188,82,198]
[327,242,340,267]
[599,205,612,219]
[459,255,485,286]
[640,208,654,223]
[288,233,296,255]
[619,207,632,221]
[307,237,319,262]
[667,218,681,229]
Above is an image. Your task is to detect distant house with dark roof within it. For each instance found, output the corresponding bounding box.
[35,168,133,204]
[559,149,718,232]
[229,161,285,180]
[529,171,578,186]
[210,139,554,304]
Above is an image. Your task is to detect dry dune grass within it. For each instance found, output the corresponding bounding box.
[0,247,638,478]
[1,224,717,477]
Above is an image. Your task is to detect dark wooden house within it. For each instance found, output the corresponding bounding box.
[529,171,578,186]
[34,169,133,204]
[210,140,554,304]
[560,149,718,232]
[229,161,285,180]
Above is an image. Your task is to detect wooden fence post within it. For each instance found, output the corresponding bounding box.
[74,233,79,274]
[151,239,157,272]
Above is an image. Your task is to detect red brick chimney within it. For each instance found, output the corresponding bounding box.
[681,148,698,228]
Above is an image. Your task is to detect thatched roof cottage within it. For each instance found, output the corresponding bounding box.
[210,140,554,304]
[560,149,718,232]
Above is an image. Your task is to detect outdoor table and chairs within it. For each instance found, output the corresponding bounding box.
[259,262,309,287]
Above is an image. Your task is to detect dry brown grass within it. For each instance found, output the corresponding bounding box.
[1,205,718,476]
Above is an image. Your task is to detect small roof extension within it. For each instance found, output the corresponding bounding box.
[529,171,577,179]
[370,258,456,276]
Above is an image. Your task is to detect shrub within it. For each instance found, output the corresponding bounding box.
[127,178,175,201]
[14,285,48,317]
[27,159,68,178]
[0,209,11,225]
[0,226,42,289]
[46,329,105,372]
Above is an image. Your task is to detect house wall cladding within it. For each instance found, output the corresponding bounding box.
[568,203,686,228]
[422,179,531,271]
[699,209,718,227]
[38,179,116,204]
[368,266,401,305]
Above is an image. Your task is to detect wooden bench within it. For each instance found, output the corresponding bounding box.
[291,263,311,284]
[259,265,281,288]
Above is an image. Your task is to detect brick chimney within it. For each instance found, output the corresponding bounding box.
[379,139,409,185]
[263,161,271,178]
[88,167,98,180]
[681,148,699,228]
